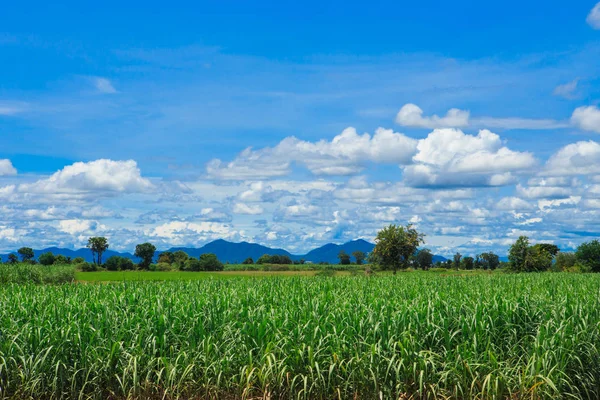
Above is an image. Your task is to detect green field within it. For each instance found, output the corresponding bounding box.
[1,273,600,399]
[76,270,325,281]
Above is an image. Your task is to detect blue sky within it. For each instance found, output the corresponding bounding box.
[1,1,600,255]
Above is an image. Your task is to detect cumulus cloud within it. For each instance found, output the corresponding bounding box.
[496,197,535,211]
[147,221,240,246]
[404,129,536,187]
[93,77,117,94]
[395,103,469,129]
[544,141,600,176]
[232,202,264,215]
[395,103,568,130]
[588,2,600,29]
[19,159,154,196]
[571,106,600,133]
[0,159,17,176]
[207,127,417,179]
[59,219,104,235]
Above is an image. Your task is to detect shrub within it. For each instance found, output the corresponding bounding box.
[242,257,254,264]
[72,257,85,264]
[104,256,135,271]
[150,262,174,272]
[76,262,97,272]
[183,259,202,272]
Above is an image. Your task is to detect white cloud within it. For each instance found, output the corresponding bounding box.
[59,219,104,235]
[553,79,579,99]
[19,159,154,195]
[571,106,600,133]
[232,202,264,215]
[395,103,469,129]
[395,103,568,130]
[404,129,536,187]
[544,141,600,176]
[94,77,117,94]
[588,2,600,29]
[496,197,535,211]
[0,160,17,176]
[516,184,572,199]
[207,127,417,179]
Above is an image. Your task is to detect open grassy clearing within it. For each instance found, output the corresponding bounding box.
[1,273,600,399]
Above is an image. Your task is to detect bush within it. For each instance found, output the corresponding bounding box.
[38,252,56,266]
[150,262,174,271]
[0,263,75,284]
[183,259,202,272]
[54,255,71,265]
[242,257,254,265]
[77,262,97,272]
[315,269,335,277]
[72,257,85,264]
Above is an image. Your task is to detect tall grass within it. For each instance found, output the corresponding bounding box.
[0,274,599,399]
[0,263,74,284]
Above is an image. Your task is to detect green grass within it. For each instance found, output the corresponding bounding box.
[1,273,599,399]
[0,263,75,284]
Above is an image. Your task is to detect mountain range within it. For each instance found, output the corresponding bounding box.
[1,239,448,264]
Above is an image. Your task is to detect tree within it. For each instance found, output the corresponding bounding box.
[135,242,156,270]
[338,251,351,265]
[17,247,34,262]
[38,252,56,266]
[576,240,600,272]
[415,249,433,270]
[508,236,530,272]
[462,256,474,270]
[453,253,462,270]
[105,256,135,271]
[54,255,71,265]
[509,236,552,272]
[157,252,173,264]
[554,252,577,271]
[479,252,500,270]
[371,224,425,274]
[198,253,224,271]
[242,257,254,264]
[172,251,189,269]
[531,243,560,258]
[352,251,366,265]
[87,237,109,265]
[7,254,18,264]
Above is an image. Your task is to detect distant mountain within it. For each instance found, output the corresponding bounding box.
[1,239,447,265]
[166,239,293,264]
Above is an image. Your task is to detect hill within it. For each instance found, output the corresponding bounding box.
[1,240,447,265]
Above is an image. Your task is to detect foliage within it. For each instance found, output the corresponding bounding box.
[0,263,74,284]
[72,257,85,264]
[17,247,34,262]
[157,252,173,264]
[415,248,433,270]
[479,252,500,270]
[198,253,224,271]
[7,254,18,264]
[86,237,109,265]
[77,261,97,272]
[54,254,71,265]
[256,254,293,265]
[462,256,474,270]
[104,256,135,271]
[338,250,351,265]
[575,239,600,272]
[38,252,56,266]
[453,252,462,269]
[183,259,202,272]
[554,252,577,272]
[371,224,424,274]
[242,257,254,264]
[352,251,366,265]
[134,242,157,270]
[509,236,554,272]
[1,274,600,398]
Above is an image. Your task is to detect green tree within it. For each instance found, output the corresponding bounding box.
[371,224,425,274]
[242,257,254,264]
[554,252,577,271]
[38,252,56,266]
[531,243,560,258]
[172,251,189,269]
[453,253,462,270]
[54,255,71,265]
[17,247,34,262]
[352,251,366,265]
[462,256,474,270]
[479,252,500,270]
[575,240,600,272]
[157,252,173,264]
[338,251,351,265]
[86,237,109,265]
[7,254,18,264]
[198,253,224,271]
[134,242,157,270]
[415,249,433,270]
[508,236,530,272]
